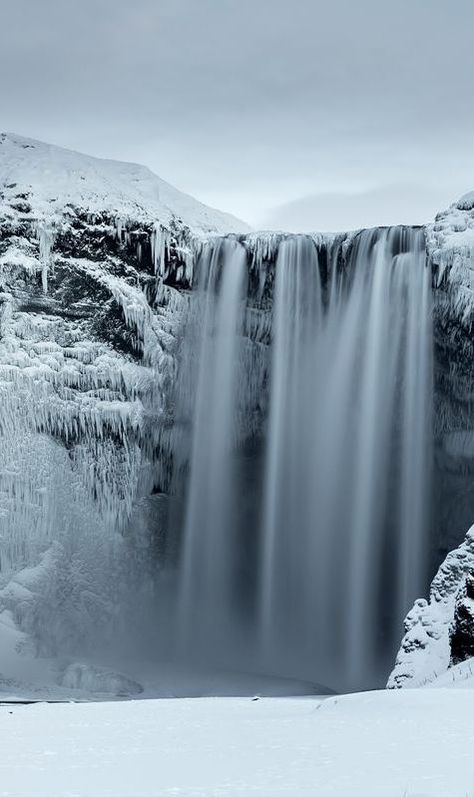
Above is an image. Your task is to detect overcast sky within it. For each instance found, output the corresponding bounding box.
[1,0,473,230]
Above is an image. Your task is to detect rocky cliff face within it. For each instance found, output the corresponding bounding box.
[0,133,249,664]
[427,191,474,567]
[389,192,474,688]
[387,528,474,687]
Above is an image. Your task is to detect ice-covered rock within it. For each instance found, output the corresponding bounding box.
[426,189,474,330]
[388,526,474,688]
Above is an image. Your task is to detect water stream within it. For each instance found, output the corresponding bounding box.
[172,228,433,691]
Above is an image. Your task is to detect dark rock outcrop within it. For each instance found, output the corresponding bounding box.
[451,574,474,664]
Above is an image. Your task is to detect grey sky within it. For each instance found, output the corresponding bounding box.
[1,0,473,230]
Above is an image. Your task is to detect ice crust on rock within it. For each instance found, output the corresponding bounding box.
[0,133,203,664]
[388,526,474,688]
[426,190,474,329]
[381,189,474,690]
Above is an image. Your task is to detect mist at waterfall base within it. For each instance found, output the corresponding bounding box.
[157,228,434,694]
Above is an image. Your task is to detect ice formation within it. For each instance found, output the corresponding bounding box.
[0,133,243,664]
[388,527,474,688]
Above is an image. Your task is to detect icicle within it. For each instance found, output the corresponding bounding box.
[115,217,124,242]
[35,224,55,295]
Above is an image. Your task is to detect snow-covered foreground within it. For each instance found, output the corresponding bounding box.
[2,690,474,797]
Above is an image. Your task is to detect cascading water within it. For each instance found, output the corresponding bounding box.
[177,239,248,647]
[259,228,432,688]
[171,228,433,691]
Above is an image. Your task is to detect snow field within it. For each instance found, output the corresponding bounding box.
[1,689,474,797]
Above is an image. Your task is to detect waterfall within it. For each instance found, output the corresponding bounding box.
[172,228,433,691]
[177,239,248,650]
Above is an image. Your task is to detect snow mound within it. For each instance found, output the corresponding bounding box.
[0,133,250,235]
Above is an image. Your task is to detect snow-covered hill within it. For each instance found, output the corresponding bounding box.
[0,132,250,235]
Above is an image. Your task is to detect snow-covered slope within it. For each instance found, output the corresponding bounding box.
[0,132,250,235]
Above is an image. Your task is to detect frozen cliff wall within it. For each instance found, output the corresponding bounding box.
[425,192,474,567]
[389,191,474,688]
[0,133,249,656]
[427,189,474,330]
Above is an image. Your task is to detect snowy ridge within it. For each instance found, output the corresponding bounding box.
[0,132,251,296]
[0,133,249,236]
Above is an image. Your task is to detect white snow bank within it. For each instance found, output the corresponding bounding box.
[1,689,474,796]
